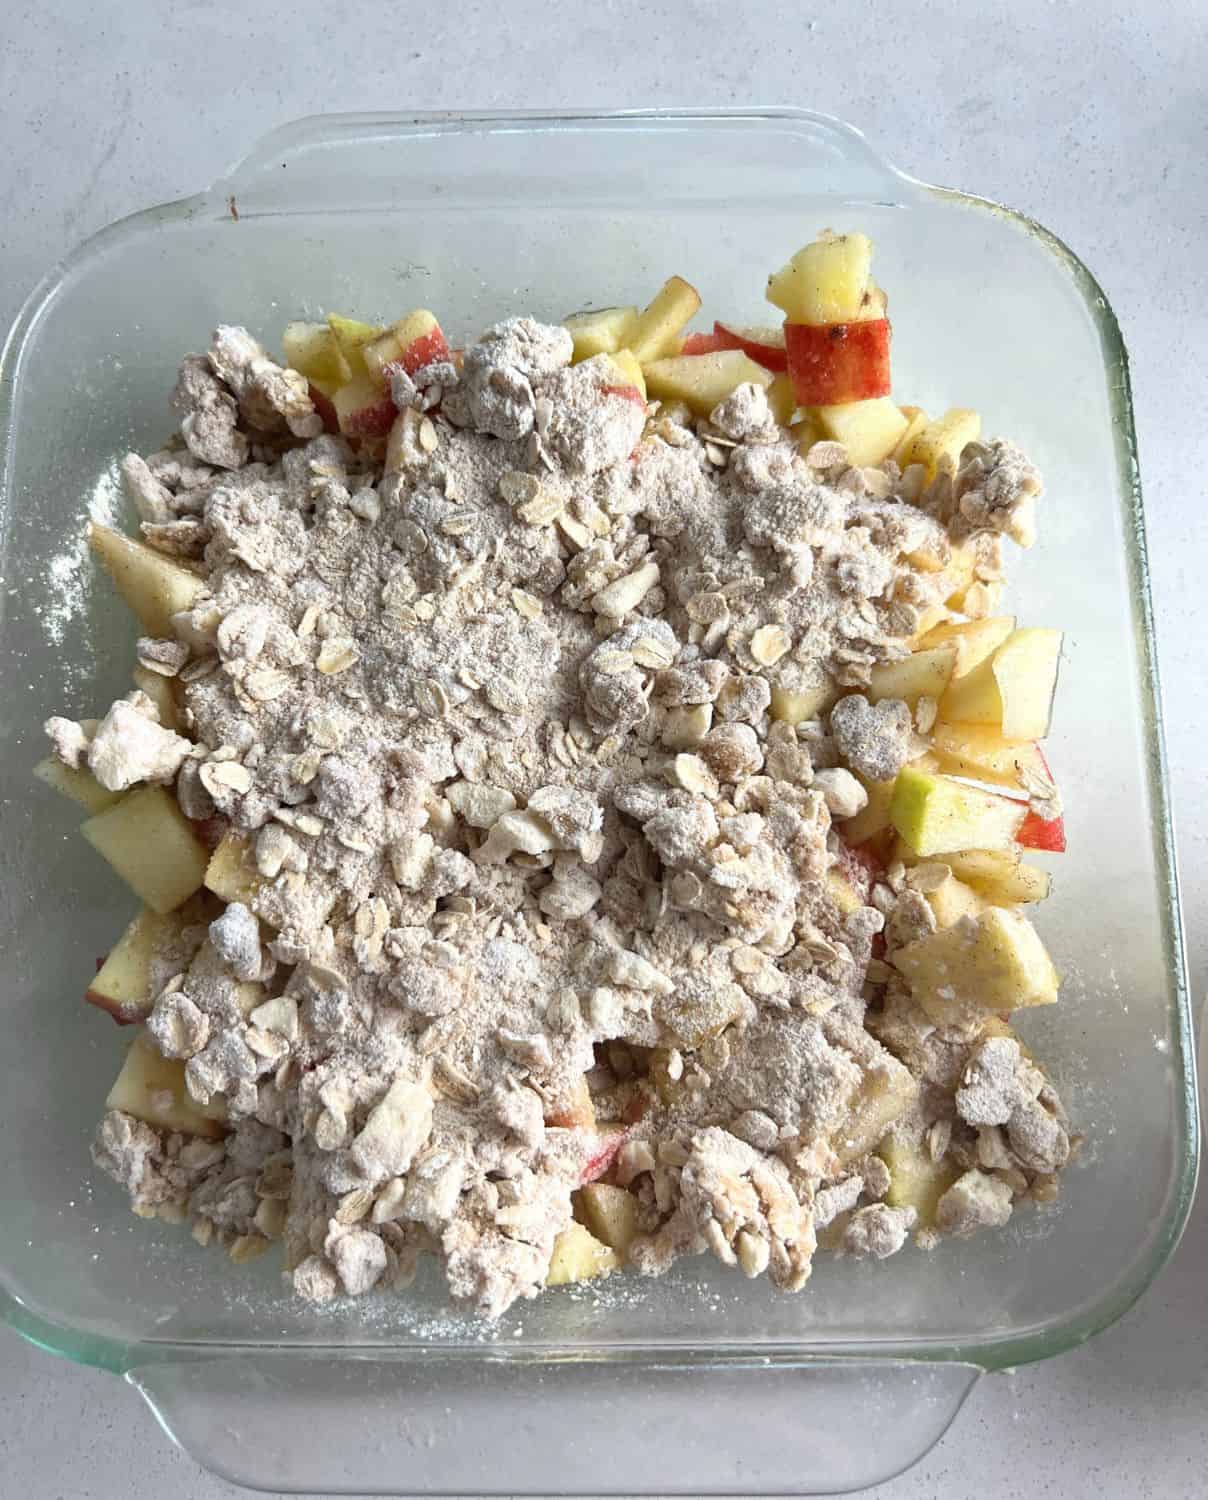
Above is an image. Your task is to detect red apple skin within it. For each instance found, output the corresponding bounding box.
[84,988,148,1025]
[338,393,397,439]
[381,325,453,384]
[1016,810,1067,852]
[680,331,731,356]
[713,321,789,373]
[578,1127,628,1186]
[601,383,648,410]
[784,318,892,405]
[308,382,340,434]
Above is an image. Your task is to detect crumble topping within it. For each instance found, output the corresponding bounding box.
[56,317,1070,1318]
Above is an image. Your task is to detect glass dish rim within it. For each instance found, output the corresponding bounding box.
[0,105,1198,1381]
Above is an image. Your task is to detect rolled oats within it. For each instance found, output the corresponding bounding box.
[69,308,1068,1326]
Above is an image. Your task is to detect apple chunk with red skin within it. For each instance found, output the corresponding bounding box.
[1016,809,1066,852]
[578,1126,627,1186]
[363,310,451,387]
[333,373,397,438]
[679,331,729,356]
[712,321,788,372]
[785,318,892,406]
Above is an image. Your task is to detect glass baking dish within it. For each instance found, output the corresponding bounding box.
[0,109,1197,1496]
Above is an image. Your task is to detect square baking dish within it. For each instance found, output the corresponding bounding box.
[0,109,1197,1496]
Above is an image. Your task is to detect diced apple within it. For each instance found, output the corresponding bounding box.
[88,524,206,638]
[363,309,450,387]
[770,676,840,726]
[827,868,863,918]
[836,775,897,845]
[790,411,825,452]
[82,786,209,913]
[563,305,639,361]
[546,1221,620,1286]
[680,331,730,355]
[282,321,349,385]
[879,1135,960,1229]
[332,372,397,438]
[326,314,383,379]
[938,628,1063,740]
[625,276,702,364]
[86,904,194,1023]
[765,372,797,426]
[106,1031,226,1138]
[939,848,1051,904]
[813,397,909,467]
[600,348,648,400]
[866,646,957,706]
[914,867,985,928]
[916,616,1016,678]
[712,320,788,373]
[576,1182,640,1257]
[928,722,1048,792]
[890,766,1026,857]
[891,406,930,467]
[204,831,262,904]
[642,350,772,417]
[33,757,123,816]
[578,1126,627,1186]
[131,664,184,732]
[1017,810,1067,853]
[892,906,1059,1021]
[901,408,982,479]
[546,1075,596,1131]
[308,382,339,433]
[785,319,891,406]
[766,232,873,324]
[833,1046,919,1165]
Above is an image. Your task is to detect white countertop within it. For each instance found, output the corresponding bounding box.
[2,2,1204,1495]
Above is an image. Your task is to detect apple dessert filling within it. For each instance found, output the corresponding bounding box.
[41,231,1076,1317]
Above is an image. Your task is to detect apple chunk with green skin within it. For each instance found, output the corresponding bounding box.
[88,524,206,638]
[82,785,209,913]
[892,907,1060,1023]
[890,766,1026,857]
[546,1221,620,1286]
[106,1031,227,1138]
[642,350,772,416]
[939,628,1063,739]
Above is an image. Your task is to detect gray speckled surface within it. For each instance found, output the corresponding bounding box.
[1,1,1205,1494]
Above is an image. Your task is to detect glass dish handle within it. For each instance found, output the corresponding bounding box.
[128,1351,979,1494]
[210,108,915,212]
